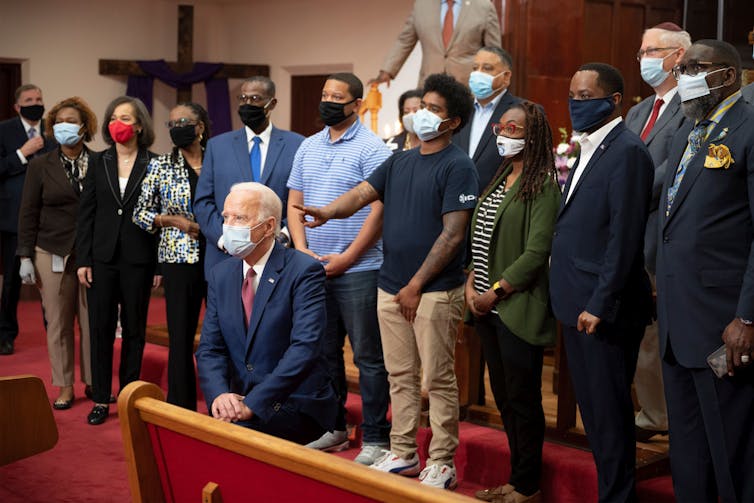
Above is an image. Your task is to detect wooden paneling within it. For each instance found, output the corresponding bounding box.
[290,74,328,138]
[0,63,21,121]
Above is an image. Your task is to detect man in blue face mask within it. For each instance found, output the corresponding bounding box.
[195,182,338,445]
[624,22,691,444]
[550,63,654,503]
[656,39,754,503]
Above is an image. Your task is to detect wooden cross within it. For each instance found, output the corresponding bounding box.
[99,4,268,103]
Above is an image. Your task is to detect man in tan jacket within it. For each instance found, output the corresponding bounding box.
[373,0,501,86]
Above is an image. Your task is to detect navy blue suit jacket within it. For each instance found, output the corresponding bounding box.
[194,126,304,276]
[0,117,56,233]
[656,97,754,367]
[195,242,337,430]
[550,121,654,329]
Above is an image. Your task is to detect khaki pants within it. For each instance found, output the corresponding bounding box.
[377,286,463,466]
[34,248,91,387]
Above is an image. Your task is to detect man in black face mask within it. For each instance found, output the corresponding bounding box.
[0,84,55,355]
[195,76,305,278]
[549,63,654,503]
[656,40,754,503]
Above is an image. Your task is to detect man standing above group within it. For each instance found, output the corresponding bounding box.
[625,22,690,443]
[373,0,501,86]
[296,74,477,490]
[657,39,754,503]
[195,76,304,278]
[287,73,392,465]
[550,63,654,502]
[0,84,55,355]
[455,46,520,192]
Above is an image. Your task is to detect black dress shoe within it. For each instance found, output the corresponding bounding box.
[0,340,14,355]
[635,425,668,442]
[87,405,109,425]
[84,386,116,403]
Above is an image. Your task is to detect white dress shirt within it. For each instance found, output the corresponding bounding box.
[468,90,505,157]
[566,116,623,203]
[16,117,41,164]
[640,86,678,133]
[241,240,274,294]
[245,122,273,177]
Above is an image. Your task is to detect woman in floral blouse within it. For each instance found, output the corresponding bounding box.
[133,102,210,410]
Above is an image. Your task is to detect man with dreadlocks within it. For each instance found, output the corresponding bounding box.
[465,101,561,503]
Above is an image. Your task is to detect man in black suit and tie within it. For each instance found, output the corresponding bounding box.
[656,39,754,503]
[454,46,520,192]
[624,22,691,442]
[550,63,654,503]
[0,84,55,355]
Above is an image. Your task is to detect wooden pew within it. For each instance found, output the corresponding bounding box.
[0,374,58,465]
[119,381,475,503]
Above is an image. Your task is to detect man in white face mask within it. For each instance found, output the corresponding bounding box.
[656,39,754,503]
[624,22,691,444]
[195,182,338,445]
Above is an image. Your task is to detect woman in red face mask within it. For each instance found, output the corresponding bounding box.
[75,96,158,426]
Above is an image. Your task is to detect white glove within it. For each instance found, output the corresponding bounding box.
[19,257,36,285]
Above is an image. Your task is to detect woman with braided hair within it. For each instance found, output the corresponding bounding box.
[466,101,560,503]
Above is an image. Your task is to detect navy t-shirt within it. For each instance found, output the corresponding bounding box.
[367,143,479,295]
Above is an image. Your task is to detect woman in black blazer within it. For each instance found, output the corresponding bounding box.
[76,96,158,425]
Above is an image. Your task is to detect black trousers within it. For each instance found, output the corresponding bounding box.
[87,260,153,404]
[0,231,21,343]
[562,321,643,503]
[241,404,326,445]
[162,262,205,410]
[662,341,754,503]
[476,313,545,496]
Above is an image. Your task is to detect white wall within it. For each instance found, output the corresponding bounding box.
[0,0,421,153]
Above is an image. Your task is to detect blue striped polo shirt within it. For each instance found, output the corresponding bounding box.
[288,119,391,273]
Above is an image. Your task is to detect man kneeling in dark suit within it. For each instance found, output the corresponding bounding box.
[196,182,338,444]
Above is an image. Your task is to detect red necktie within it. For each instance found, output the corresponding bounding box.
[640,98,664,141]
[242,268,256,329]
[443,0,454,49]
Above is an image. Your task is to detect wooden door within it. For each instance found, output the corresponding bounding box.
[0,63,22,121]
[290,74,329,138]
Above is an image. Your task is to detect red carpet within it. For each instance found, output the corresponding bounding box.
[0,299,675,502]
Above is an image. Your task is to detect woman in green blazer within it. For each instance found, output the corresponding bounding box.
[466,101,560,503]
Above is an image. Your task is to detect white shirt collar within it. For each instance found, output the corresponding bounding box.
[245,121,273,145]
[578,116,622,152]
[474,89,507,110]
[656,86,677,103]
[20,117,40,134]
[242,240,275,289]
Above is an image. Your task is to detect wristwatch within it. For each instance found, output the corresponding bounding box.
[492,280,506,299]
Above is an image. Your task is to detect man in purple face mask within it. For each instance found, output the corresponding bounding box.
[550,62,654,503]
[0,84,55,355]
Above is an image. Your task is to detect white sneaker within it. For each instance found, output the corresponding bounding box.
[419,463,457,490]
[305,430,349,452]
[354,444,389,465]
[369,450,420,476]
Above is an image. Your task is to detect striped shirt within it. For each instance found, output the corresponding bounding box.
[472,179,507,313]
[288,119,391,273]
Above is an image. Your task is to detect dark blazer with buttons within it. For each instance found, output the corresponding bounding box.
[625,92,687,273]
[0,117,56,233]
[75,146,158,267]
[656,97,754,368]
[195,242,338,430]
[194,126,305,277]
[453,91,521,192]
[550,121,654,329]
[17,148,82,258]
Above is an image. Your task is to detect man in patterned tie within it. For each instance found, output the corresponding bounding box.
[195,182,338,444]
[624,22,691,443]
[656,39,754,502]
[0,84,55,355]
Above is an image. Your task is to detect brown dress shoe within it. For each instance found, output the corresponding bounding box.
[500,490,542,503]
[475,484,515,501]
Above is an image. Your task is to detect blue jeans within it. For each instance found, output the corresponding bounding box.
[324,269,390,444]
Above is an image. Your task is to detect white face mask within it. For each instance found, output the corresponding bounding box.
[402,112,415,134]
[677,67,728,102]
[222,220,266,258]
[412,108,450,141]
[496,135,526,158]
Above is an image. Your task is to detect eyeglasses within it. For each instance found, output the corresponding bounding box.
[671,61,728,80]
[635,47,679,61]
[237,94,271,105]
[166,118,197,128]
[492,121,525,136]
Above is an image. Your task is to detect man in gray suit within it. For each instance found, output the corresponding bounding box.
[372,0,501,86]
[624,22,690,442]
